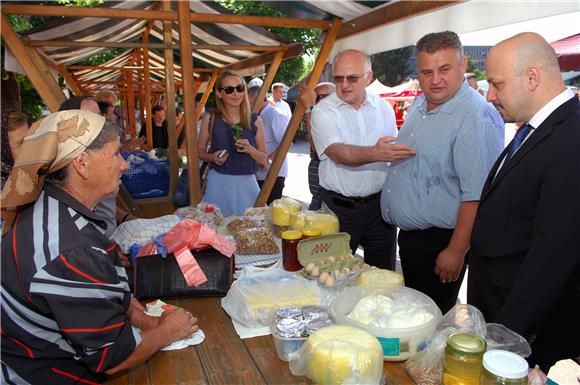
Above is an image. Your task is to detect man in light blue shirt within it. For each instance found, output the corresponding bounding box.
[381,31,504,313]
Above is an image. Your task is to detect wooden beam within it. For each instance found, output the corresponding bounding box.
[177,0,202,205]
[162,0,178,201]
[223,43,303,72]
[25,46,66,105]
[255,19,343,207]
[142,32,153,151]
[252,50,285,113]
[0,13,64,111]
[194,69,219,125]
[24,39,287,52]
[58,64,83,97]
[337,1,461,39]
[125,67,136,135]
[2,4,332,29]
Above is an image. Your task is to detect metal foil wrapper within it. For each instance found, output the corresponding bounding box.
[302,305,328,322]
[275,307,304,322]
[276,317,306,338]
[306,318,333,335]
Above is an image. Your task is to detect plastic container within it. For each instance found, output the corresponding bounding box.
[480,350,529,385]
[443,332,487,385]
[330,285,442,361]
[270,321,307,362]
[282,230,302,271]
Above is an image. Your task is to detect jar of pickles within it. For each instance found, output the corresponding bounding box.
[480,350,529,385]
[443,332,487,385]
[281,230,302,271]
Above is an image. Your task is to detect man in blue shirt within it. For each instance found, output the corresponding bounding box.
[381,31,504,313]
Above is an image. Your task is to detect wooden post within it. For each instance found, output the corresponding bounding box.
[0,14,65,111]
[252,49,285,113]
[58,64,83,96]
[255,19,342,207]
[177,0,202,204]
[142,27,153,150]
[25,46,66,105]
[162,0,178,200]
[136,50,145,138]
[125,68,136,137]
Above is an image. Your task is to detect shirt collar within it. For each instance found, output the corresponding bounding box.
[44,184,108,229]
[335,91,376,108]
[528,88,575,129]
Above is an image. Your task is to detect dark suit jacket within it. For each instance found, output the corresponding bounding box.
[468,96,580,370]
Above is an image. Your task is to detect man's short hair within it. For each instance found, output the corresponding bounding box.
[416,31,463,59]
[152,105,164,115]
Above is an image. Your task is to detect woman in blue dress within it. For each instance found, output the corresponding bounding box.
[198,70,267,217]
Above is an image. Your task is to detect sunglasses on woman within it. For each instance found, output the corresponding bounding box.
[220,84,245,94]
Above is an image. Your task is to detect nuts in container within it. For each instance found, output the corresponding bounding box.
[234,228,279,255]
[227,217,268,235]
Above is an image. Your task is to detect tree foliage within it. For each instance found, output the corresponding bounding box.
[371,46,413,86]
[217,0,321,86]
[466,56,486,80]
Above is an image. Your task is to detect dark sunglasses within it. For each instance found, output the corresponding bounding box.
[333,73,367,84]
[220,84,245,94]
[316,93,330,103]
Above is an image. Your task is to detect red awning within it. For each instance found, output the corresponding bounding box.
[551,34,580,71]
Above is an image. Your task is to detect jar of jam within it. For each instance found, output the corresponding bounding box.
[443,332,487,385]
[281,230,302,271]
[480,350,529,385]
[301,229,321,240]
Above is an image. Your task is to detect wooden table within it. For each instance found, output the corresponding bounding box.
[106,297,415,385]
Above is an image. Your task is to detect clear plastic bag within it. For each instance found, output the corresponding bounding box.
[234,227,279,255]
[226,216,269,235]
[173,202,224,230]
[289,325,383,385]
[220,266,322,328]
[404,304,532,385]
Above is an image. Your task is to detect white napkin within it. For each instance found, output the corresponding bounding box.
[231,318,271,339]
[144,300,205,351]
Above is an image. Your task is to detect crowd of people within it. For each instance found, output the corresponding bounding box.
[1,29,578,383]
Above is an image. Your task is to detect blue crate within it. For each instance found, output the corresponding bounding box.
[121,152,169,199]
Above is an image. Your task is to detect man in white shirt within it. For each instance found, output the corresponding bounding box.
[271,82,292,119]
[468,32,580,370]
[302,49,415,269]
[248,86,290,204]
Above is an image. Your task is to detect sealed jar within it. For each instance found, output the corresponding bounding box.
[281,230,302,271]
[480,350,529,385]
[301,229,321,240]
[443,332,487,385]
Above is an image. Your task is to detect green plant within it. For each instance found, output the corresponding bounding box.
[232,124,244,141]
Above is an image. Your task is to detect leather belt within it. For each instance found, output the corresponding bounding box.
[324,189,381,207]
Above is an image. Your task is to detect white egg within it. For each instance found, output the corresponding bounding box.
[311,266,320,277]
[319,271,330,284]
[305,262,315,273]
[324,275,336,288]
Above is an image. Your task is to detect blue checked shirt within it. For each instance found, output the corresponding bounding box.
[381,82,505,230]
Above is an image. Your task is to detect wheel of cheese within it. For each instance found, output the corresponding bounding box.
[357,268,404,287]
[304,325,383,385]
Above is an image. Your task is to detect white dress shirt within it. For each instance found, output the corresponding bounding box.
[311,92,397,197]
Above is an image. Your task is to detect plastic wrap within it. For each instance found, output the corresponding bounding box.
[404,304,531,385]
[234,227,279,255]
[331,285,441,361]
[271,197,302,226]
[243,206,270,218]
[304,212,339,235]
[357,268,404,286]
[289,325,383,385]
[226,216,269,235]
[173,203,224,230]
[221,268,322,328]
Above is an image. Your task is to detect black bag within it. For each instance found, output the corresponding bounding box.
[133,247,234,300]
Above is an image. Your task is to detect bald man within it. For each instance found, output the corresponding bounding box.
[468,33,580,370]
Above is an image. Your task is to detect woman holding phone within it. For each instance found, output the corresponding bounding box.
[198,70,267,216]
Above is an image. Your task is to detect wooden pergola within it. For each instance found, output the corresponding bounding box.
[0,1,457,216]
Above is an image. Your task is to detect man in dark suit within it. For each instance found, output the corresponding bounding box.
[468,32,580,371]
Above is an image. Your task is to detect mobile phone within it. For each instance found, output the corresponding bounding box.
[218,149,228,159]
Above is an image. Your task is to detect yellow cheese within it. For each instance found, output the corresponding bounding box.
[290,211,308,232]
[304,325,383,385]
[304,212,339,235]
[357,268,404,286]
[272,198,302,226]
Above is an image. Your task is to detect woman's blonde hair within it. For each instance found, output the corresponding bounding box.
[215,70,251,129]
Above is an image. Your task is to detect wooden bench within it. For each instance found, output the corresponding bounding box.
[106,297,415,385]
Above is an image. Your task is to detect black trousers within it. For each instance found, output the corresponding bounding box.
[257,177,285,206]
[322,191,396,270]
[398,228,468,314]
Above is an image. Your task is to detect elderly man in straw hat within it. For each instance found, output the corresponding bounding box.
[1,110,198,384]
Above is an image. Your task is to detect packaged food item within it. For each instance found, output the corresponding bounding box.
[443,332,487,385]
[272,198,302,236]
[304,212,339,235]
[480,350,528,385]
[243,206,270,218]
[301,229,321,240]
[357,268,404,286]
[234,228,279,255]
[226,217,267,235]
[173,203,224,229]
[289,325,383,385]
[290,211,309,232]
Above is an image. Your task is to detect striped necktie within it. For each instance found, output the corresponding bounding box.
[505,123,533,160]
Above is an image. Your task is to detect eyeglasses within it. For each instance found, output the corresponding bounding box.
[332,72,368,84]
[315,94,330,103]
[220,84,245,94]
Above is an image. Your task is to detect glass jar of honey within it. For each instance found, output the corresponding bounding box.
[480,350,528,385]
[443,332,487,385]
[301,229,321,240]
[281,230,302,271]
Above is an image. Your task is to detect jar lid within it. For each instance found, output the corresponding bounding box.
[483,350,529,379]
[446,332,487,354]
[281,230,302,240]
[302,229,321,237]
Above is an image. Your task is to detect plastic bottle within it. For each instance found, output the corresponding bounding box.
[480,350,529,385]
[443,332,487,385]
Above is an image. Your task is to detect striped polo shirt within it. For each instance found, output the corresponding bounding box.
[1,184,140,385]
[381,82,505,230]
